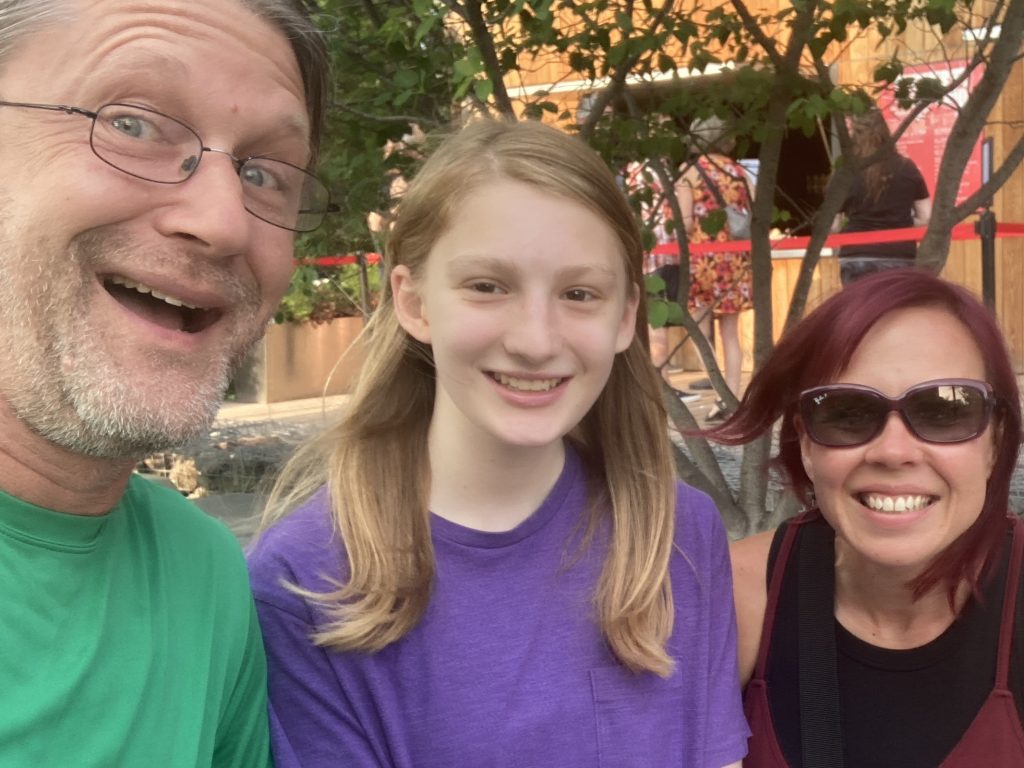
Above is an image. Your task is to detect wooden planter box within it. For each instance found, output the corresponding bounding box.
[232,316,365,403]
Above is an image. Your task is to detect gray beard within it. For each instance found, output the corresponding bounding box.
[0,225,267,459]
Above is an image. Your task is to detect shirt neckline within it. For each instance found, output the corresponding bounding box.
[0,486,119,553]
[430,445,580,549]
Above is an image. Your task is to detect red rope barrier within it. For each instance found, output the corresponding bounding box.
[650,222,1024,256]
[299,223,1024,264]
[297,253,382,267]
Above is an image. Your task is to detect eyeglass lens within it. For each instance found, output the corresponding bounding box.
[89,103,328,232]
[800,381,991,447]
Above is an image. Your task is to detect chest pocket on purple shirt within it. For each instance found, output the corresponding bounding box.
[589,660,685,767]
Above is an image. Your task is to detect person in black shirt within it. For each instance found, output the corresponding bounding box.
[835,109,932,285]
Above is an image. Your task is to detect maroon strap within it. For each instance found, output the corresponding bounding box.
[995,517,1024,688]
[752,514,807,681]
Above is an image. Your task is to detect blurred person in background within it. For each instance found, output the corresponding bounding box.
[834,108,932,286]
[676,114,754,421]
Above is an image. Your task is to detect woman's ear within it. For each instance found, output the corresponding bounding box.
[391,265,431,344]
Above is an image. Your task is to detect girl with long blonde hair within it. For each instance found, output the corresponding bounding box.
[248,118,748,768]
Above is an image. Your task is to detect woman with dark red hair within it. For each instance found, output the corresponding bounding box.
[711,269,1024,766]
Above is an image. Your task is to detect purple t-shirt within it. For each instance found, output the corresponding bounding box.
[248,448,749,767]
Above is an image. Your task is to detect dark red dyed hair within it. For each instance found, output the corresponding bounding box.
[708,268,1022,601]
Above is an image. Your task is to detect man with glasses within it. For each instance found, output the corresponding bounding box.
[0,0,330,764]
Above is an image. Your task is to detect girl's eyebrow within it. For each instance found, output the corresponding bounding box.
[446,253,620,282]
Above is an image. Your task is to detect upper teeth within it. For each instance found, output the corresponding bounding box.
[108,276,198,309]
[862,494,932,513]
[495,373,561,392]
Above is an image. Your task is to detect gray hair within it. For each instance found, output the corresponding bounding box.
[0,1,70,66]
[689,114,736,155]
[240,0,331,157]
[0,0,330,156]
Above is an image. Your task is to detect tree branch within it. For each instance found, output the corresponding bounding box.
[460,0,518,117]
[919,0,1024,269]
[729,0,784,70]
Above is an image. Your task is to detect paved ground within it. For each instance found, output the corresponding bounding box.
[183,372,1024,543]
[185,395,348,542]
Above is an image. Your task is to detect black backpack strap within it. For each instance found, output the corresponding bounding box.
[797,520,845,767]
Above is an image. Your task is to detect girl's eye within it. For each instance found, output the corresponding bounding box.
[467,281,504,294]
[564,288,596,302]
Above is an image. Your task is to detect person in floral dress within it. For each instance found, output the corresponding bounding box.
[676,116,753,420]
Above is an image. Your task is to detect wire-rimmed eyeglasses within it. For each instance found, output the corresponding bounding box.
[0,101,336,233]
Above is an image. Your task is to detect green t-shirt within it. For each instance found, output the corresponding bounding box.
[0,475,272,767]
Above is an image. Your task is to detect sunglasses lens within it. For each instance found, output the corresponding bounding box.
[904,383,989,443]
[804,390,888,447]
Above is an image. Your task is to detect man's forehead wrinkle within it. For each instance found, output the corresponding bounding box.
[83,42,192,83]
[63,5,312,146]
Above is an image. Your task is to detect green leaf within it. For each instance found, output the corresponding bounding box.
[413,15,438,45]
[914,76,946,104]
[453,57,479,80]
[501,47,519,70]
[645,273,667,295]
[665,302,685,325]
[700,208,727,237]
[873,60,903,84]
[522,102,544,120]
[648,300,669,328]
[473,78,494,102]
[394,69,419,89]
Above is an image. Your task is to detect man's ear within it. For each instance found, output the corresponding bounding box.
[391,265,431,344]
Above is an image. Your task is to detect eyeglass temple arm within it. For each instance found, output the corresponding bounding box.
[0,101,97,118]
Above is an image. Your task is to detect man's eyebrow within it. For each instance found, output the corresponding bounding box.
[95,50,312,155]
[266,114,313,152]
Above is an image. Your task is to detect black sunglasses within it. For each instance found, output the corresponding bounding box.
[798,378,995,448]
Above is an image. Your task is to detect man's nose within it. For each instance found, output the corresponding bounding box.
[153,151,252,256]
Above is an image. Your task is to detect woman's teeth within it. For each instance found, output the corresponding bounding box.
[493,373,562,392]
[861,494,933,513]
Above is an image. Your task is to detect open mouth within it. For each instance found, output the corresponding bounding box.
[858,493,937,513]
[490,372,566,393]
[103,276,220,334]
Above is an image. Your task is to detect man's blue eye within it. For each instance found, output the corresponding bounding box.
[242,166,267,186]
[242,163,284,191]
[111,116,146,138]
